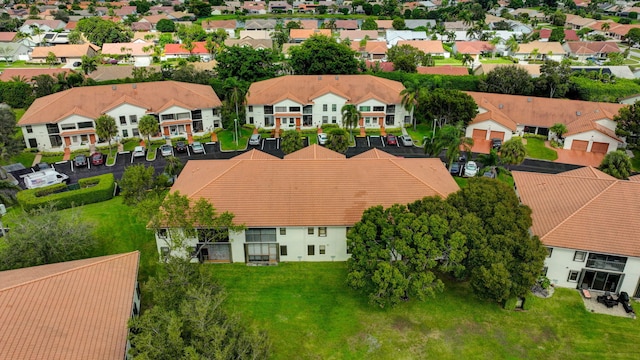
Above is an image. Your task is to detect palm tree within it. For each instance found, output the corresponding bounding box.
[506,37,519,54]
[95,114,118,154]
[224,77,248,127]
[138,115,159,145]
[601,22,610,33]
[489,36,501,58]
[80,55,97,75]
[499,138,527,169]
[550,123,567,142]
[341,104,361,140]
[461,54,474,68]
[400,80,421,131]
[432,123,474,168]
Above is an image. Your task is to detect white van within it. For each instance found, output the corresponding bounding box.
[23,169,70,189]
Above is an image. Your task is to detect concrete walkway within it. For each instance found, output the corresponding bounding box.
[32,153,42,166]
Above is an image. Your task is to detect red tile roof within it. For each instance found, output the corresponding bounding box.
[0,68,73,82]
[164,41,210,55]
[454,41,494,54]
[0,252,139,360]
[170,147,459,227]
[513,171,640,257]
[565,41,620,55]
[417,65,469,76]
[0,32,16,42]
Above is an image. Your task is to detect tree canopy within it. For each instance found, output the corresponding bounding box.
[386,44,425,73]
[479,65,533,95]
[599,150,632,179]
[615,101,640,148]
[289,35,359,75]
[499,137,527,168]
[0,106,22,161]
[215,46,280,83]
[535,60,572,98]
[419,88,479,128]
[76,17,132,46]
[281,130,304,154]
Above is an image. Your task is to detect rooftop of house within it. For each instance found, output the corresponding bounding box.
[454,41,495,54]
[0,252,139,360]
[512,169,640,257]
[246,74,405,106]
[396,40,445,53]
[515,41,567,54]
[565,41,621,54]
[0,68,73,82]
[31,43,99,58]
[170,146,460,227]
[417,65,469,76]
[18,81,221,126]
[289,28,332,39]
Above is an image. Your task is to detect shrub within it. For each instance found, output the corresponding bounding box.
[17,173,115,211]
[374,72,480,91]
[522,293,535,310]
[523,133,547,140]
[503,297,517,310]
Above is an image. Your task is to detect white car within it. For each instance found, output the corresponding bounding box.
[400,135,414,147]
[317,133,328,145]
[132,146,146,158]
[249,134,262,146]
[160,144,173,157]
[191,141,204,154]
[463,161,478,177]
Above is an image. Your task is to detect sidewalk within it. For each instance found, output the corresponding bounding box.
[32,153,42,166]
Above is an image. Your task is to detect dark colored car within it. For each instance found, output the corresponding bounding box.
[449,162,461,176]
[175,141,188,153]
[90,152,104,166]
[386,134,398,146]
[491,138,502,149]
[35,162,50,171]
[74,154,87,167]
[72,61,81,67]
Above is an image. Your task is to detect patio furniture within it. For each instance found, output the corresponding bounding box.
[581,284,591,299]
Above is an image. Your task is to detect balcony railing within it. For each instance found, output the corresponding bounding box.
[586,259,625,272]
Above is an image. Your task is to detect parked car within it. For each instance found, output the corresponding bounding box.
[133,146,146,158]
[175,141,188,153]
[191,141,204,154]
[74,154,87,167]
[317,133,328,145]
[491,138,502,149]
[463,161,478,177]
[160,144,173,157]
[249,134,262,146]
[90,152,104,166]
[72,61,81,67]
[386,134,398,146]
[35,162,50,171]
[449,162,461,176]
[483,171,496,178]
[400,135,414,147]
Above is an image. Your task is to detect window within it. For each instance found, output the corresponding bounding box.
[567,270,580,282]
[248,106,253,112]
[404,116,411,124]
[322,116,328,123]
[303,115,312,126]
[60,123,76,130]
[323,104,328,111]
[46,124,59,134]
[308,227,314,235]
[385,115,395,126]
[289,106,300,112]
[191,110,202,119]
[365,117,371,125]
[280,228,286,235]
[157,229,167,238]
[303,105,313,114]
[308,245,315,255]
[546,247,553,258]
[176,112,189,120]
[160,246,170,258]
[275,106,286,112]
[574,251,587,262]
[331,116,337,123]
[386,105,395,113]
[265,116,274,127]
[373,106,384,112]
[193,120,203,132]
[331,104,336,112]
[245,228,277,242]
[320,245,326,255]
[132,128,139,137]
[130,115,137,124]
[586,253,627,272]
[280,245,287,256]
[318,227,327,237]
[249,117,254,124]
[119,116,126,125]
[264,105,273,115]
[77,121,93,129]
[359,106,371,111]
[26,125,33,133]
[122,129,128,137]
[161,114,175,121]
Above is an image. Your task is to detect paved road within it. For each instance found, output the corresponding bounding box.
[9,136,583,188]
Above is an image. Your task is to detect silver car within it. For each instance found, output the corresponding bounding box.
[249,134,262,146]
[132,146,146,158]
[160,144,173,157]
[400,135,414,147]
[317,133,328,145]
[191,141,204,154]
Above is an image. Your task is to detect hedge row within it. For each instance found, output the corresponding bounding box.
[570,77,640,103]
[17,173,115,211]
[374,72,480,91]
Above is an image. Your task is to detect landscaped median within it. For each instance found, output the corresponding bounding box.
[17,173,115,211]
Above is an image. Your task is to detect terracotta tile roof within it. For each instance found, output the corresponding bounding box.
[561,166,616,179]
[18,81,221,125]
[246,75,405,106]
[234,149,280,160]
[475,63,541,76]
[628,174,640,182]
[513,171,640,257]
[454,41,494,54]
[289,28,331,39]
[364,60,395,72]
[201,19,237,30]
[375,20,393,29]
[565,41,620,55]
[397,40,445,54]
[102,42,153,56]
[417,65,469,76]
[140,14,169,24]
[465,91,624,131]
[88,65,160,81]
[339,30,379,41]
[351,148,397,159]
[170,148,459,227]
[0,252,139,360]
[284,144,346,159]
[538,29,579,41]
[164,41,209,55]
[515,41,566,55]
[0,32,16,42]
[31,44,98,58]
[334,19,358,30]
[0,68,73,82]
[566,14,597,27]
[350,40,388,54]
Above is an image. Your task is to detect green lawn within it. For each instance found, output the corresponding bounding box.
[4,151,35,168]
[434,58,464,65]
[210,263,640,360]
[524,137,558,161]
[631,150,640,172]
[219,127,253,150]
[480,58,515,64]
[406,123,434,145]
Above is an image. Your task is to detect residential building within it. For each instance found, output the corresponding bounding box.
[0,68,74,82]
[289,29,331,43]
[244,75,410,131]
[225,38,273,50]
[332,19,358,30]
[163,42,211,60]
[452,41,495,62]
[339,30,380,42]
[102,41,154,66]
[464,92,625,154]
[512,41,566,62]
[238,30,272,40]
[565,14,597,30]
[155,147,459,264]
[538,29,579,42]
[350,40,388,60]
[512,169,640,297]
[0,42,30,62]
[417,65,469,76]
[0,252,140,359]
[473,63,541,77]
[386,30,429,46]
[201,19,236,38]
[30,43,99,64]
[397,40,448,58]
[19,19,66,34]
[17,81,222,152]
[244,19,275,30]
[564,41,621,62]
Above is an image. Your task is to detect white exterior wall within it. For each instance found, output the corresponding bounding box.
[545,246,640,296]
[564,130,618,153]
[313,93,348,128]
[465,120,514,141]
[22,124,55,150]
[106,103,149,140]
[595,119,617,132]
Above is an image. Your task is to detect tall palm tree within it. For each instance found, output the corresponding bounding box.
[223,77,249,127]
[80,55,97,75]
[489,36,501,58]
[341,104,361,140]
[400,80,421,131]
[434,123,474,168]
[506,36,519,54]
[601,22,610,33]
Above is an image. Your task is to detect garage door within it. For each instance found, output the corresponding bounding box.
[472,129,487,140]
[489,131,505,141]
[591,142,609,154]
[571,140,588,151]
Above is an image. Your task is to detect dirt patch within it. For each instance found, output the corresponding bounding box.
[392,316,412,332]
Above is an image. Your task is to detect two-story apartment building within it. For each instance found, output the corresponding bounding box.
[17,81,222,152]
[155,146,460,264]
[245,75,410,132]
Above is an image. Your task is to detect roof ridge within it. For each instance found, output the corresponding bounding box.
[0,251,138,293]
[387,158,447,197]
[541,179,618,240]
[186,160,245,198]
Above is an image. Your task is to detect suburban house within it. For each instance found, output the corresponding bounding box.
[333,19,359,30]
[0,68,74,82]
[350,40,388,60]
[452,41,495,62]
[17,81,222,153]
[244,19,275,30]
[565,14,597,30]
[396,40,449,57]
[464,92,625,154]
[238,29,272,40]
[102,41,154,66]
[225,38,273,50]
[563,41,621,62]
[386,30,429,46]
[538,29,579,42]
[512,41,566,62]
[289,28,331,43]
[512,169,640,297]
[155,146,459,264]
[201,19,237,38]
[30,43,99,64]
[0,32,16,42]
[417,65,469,76]
[19,19,66,34]
[163,42,211,60]
[0,252,140,359]
[0,42,30,62]
[473,63,541,77]
[244,75,410,131]
[339,30,380,42]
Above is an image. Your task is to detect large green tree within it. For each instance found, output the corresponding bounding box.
[419,88,479,128]
[535,59,572,98]
[76,17,132,46]
[627,28,640,47]
[0,205,98,270]
[95,114,118,151]
[433,123,475,167]
[386,44,424,73]
[341,104,361,140]
[326,128,350,153]
[215,46,280,83]
[599,150,632,179]
[499,137,527,169]
[615,102,640,148]
[120,164,155,206]
[479,65,534,95]
[138,114,159,145]
[281,130,304,154]
[0,106,22,161]
[289,34,359,75]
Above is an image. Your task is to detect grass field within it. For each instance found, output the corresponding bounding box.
[210,263,640,360]
[219,126,253,150]
[525,137,558,161]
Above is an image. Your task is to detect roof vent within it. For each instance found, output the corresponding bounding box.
[112,85,117,90]
[576,111,581,116]
[132,84,137,89]
[527,97,532,102]
[498,104,503,109]
[335,75,339,80]
[318,75,322,80]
